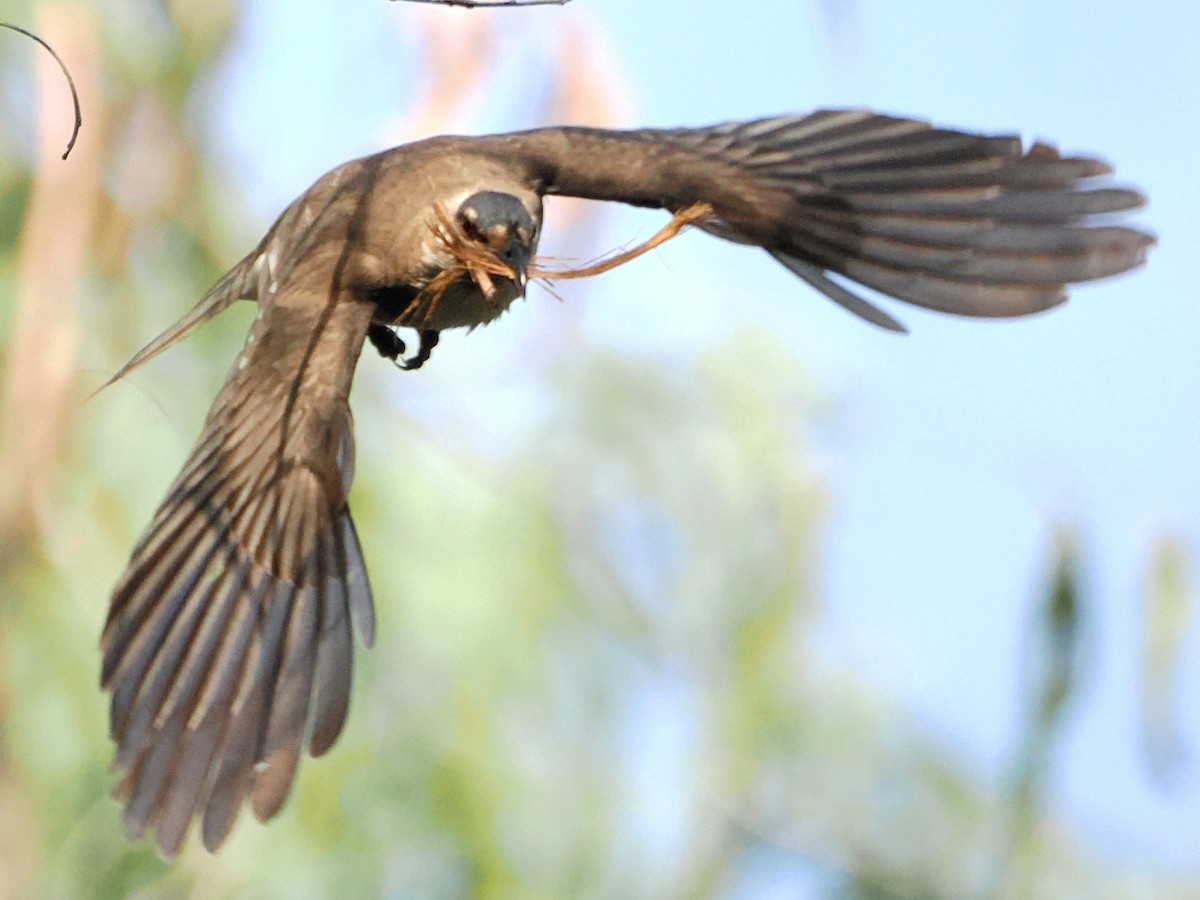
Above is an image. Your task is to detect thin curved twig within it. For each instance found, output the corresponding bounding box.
[1,21,83,160]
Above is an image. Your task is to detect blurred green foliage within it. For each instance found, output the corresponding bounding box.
[1140,539,1194,789]
[0,4,1196,899]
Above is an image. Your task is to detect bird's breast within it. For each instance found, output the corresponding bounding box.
[421,277,522,330]
[373,274,522,331]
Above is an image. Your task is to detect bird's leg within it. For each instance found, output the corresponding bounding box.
[368,323,407,363]
[401,329,440,370]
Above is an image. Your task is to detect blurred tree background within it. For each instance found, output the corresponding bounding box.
[0,1,1196,898]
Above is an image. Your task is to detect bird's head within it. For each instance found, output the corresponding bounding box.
[404,188,542,331]
[453,190,539,299]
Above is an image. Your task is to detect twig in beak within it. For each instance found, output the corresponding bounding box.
[468,263,498,301]
[412,201,712,321]
[401,205,522,326]
[529,202,713,281]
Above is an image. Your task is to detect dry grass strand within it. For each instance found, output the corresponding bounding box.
[529,202,712,281]
[411,201,713,324]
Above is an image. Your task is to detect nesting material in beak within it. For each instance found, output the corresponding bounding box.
[467,263,499,301]
[528,202,713,282]
[405,205,525,325]
[417,201,711,327]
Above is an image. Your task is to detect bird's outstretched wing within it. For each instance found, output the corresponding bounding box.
[100,288,376,857]
[497,109,1153,330]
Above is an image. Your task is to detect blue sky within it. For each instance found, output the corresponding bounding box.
[209,0,1200,873]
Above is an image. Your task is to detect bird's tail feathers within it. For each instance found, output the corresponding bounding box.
[92,253,260,396]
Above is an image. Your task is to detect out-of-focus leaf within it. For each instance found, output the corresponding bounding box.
[1001,532,1088,897]
[1139,537,1194,787]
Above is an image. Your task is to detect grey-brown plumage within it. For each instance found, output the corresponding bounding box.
[100,109,1153,856]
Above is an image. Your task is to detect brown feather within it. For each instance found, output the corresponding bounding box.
[102,290,376,855]
[499,109,1153,329]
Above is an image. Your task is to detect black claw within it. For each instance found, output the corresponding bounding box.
[368,325,439,370]
[401,330,440,370]
[367,324,406,362]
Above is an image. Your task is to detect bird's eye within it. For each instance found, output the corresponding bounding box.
[458,210,482,241]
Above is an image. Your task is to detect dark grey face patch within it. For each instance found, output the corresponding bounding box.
[457,191,538,265]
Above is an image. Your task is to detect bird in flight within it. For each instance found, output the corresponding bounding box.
[99,109,1153,856]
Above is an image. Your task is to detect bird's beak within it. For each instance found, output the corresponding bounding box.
[462,229,533,302]
[509,242,532,298]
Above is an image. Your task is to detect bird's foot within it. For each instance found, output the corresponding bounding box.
[368,323,406,362]
[368,325,439,370]
[401,329,439,370]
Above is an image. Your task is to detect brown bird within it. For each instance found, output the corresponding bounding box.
[99,109,1153,856]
